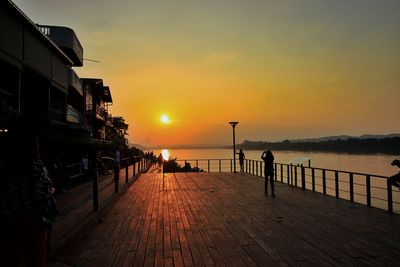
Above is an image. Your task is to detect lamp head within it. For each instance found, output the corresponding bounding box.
[229,121,239,128]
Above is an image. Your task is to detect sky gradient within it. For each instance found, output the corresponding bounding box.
[14,0,400,147]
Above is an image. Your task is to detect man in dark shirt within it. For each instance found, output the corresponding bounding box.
[388,159,400,188]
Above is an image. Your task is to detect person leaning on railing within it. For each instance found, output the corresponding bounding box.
[388,159,400,189]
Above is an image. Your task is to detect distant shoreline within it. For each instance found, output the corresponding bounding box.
[148,136,400,155]
[234,137,400,155]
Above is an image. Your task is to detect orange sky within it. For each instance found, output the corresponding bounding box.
[14,0,400,147]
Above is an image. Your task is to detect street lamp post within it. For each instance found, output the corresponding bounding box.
[229,121,239,173]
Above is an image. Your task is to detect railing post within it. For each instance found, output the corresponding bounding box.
[366,175,371,207]
[208,160,210,172]
[280,164,283,182]
[246,160,248,173]
[125,161,129,184]
[335,171,339,198]
[230,159,232,172]
[311,168,315,192]
[301,166,305,190]
[322,169,326,195]
[387,179,393,213]
[114,167,119,193]
[349,173,354,202]
[287,165,290,186]
[92,164,98,212]
[252,160,255,175]
[256,161,258,176]
[219,159,221,173]
[290,164,294,186]
[196,160,198,169]
[133,161,136,176]
[294,165,298,187]
[274,163,277,181]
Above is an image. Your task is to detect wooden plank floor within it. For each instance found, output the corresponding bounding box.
[53,172,400,266]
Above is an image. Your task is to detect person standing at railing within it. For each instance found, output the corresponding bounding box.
[236,149,245,173]
[261,150,275,197]
[114,146,121,175]
[388,159,400,189]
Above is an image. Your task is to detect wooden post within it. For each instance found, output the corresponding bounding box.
[287,165,290,186]
[387,179,393,213]
[208,160,210,172]
[246,160,248,173]
[230,159,232,172]
[294,165,298,187]
[366,175,371,207]
[311,168,315,192]
[133,161,136,176]
[322,169,326,195]
[280,164,283,182]
[219,160,221,173]
[274,163,277,181]
[301,166,305,190]
[349,173,354,202]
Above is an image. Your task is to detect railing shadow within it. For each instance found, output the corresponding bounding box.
[174,158,397,214]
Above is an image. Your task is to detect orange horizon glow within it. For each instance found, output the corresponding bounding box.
[14,0,400,147]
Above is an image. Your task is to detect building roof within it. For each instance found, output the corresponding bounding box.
[5,0,73,65]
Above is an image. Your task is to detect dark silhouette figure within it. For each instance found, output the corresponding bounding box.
[0,108,59,267]
[261,150,275,197]
[388,159,400,188]
[236,149,245,173]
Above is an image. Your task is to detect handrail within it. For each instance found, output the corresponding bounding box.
[174,158,397,214]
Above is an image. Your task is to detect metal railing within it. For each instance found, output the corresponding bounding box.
[175,158,398,214]
[91,156,152,211]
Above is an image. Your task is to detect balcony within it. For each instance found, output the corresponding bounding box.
[66,104,81,124]
[68,69,83,96]
[38,25,83,66]
[86,104,108,122]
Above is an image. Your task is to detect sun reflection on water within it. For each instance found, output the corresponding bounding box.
[161,149,170,160]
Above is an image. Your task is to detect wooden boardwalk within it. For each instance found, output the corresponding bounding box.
[52,172,400,266]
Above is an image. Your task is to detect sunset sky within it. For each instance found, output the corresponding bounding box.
[14,0,400,147]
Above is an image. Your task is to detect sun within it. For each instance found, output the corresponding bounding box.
[160,114,170,124]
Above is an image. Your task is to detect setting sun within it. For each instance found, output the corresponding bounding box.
[161,114,170,124]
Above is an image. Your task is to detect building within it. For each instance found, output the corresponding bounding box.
[1,0,128,164]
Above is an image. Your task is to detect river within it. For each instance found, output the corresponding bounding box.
[153,148,398,177]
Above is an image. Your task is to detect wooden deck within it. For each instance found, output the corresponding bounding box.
[52,172,400,266]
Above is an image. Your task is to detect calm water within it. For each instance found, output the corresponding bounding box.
[155,148,398,177]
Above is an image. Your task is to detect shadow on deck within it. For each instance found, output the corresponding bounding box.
[50,172,400,266]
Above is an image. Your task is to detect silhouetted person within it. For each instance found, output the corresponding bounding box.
[261,150,275,197]
[0,108,59,267]
[236,149,245,173]
[388,159,400,189]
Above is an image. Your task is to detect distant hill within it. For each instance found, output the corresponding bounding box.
[237,134,400,154]
[292,134,400,143]
[129,143,147,150]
